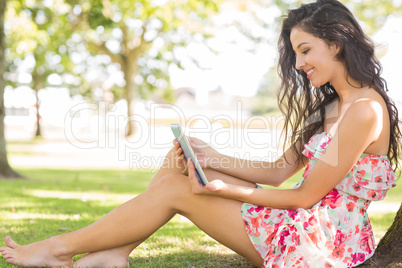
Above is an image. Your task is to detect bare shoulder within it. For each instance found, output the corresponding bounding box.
[346,98,383,121]
[347,87,386,118]
[341,91,386,142]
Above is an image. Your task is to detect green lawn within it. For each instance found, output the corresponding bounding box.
[0,168,400,267]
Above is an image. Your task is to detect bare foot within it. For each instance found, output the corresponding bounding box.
[73,248,129,268]
[0,236,73,267]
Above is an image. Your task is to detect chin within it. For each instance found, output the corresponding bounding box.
[310,81,319,87]
[311,80,325,88]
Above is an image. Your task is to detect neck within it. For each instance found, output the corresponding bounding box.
[330,70,362,103]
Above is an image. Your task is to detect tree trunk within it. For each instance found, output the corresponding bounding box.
[34,93,41,136]
[32,72,43,137]
[122,52,139,137]
[0,0,22,179]
[123,65,135,137]
[358,203,402,268]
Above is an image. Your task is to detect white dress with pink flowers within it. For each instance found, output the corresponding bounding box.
[241,132,396,268]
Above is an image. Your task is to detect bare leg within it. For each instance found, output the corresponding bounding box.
[73,148,190,267]
[0,147,182,266]
[72,241,142,267]
[73,147,258,267]
[0,236,72,267]
[73,147,258,268]
[0,175,180,267]
[0,148,262,267]
[73,169,258,267]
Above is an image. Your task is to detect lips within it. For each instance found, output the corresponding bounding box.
[305,68,314,79]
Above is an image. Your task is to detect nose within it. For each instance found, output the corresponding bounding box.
[295,55,305,70]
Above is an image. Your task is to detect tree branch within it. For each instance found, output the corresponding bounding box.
[87,40,124,66]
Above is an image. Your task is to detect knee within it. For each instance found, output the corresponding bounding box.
[147,172,190,212]
[148,172,189,197]
[160,147,187,173]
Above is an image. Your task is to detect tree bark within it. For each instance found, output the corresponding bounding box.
[358,203,402,268]
[0,0,23,179]
[32,71,43,137]
[122,54,138,137]
[121,23,144,138]
[34,92,41,136]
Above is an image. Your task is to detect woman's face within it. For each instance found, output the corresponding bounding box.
[290,27,343,88]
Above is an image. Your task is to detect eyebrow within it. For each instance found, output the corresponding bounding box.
[296,42,310,49]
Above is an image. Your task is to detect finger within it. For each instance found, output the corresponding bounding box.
[178,156,186,169]
[173,139,180,148]
[188,158,204,186]
[175,147,183,156]
[187,158,196,178]
[206,180,224,191]
[187,136,195,146]
[176,153,185,168]
[189,137,200,148]
[188,136,206,149]
[188,136,198,141]
[176,150,185,163]
[187,159,201,191]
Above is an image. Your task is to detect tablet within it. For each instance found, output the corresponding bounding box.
[171,124,209,185]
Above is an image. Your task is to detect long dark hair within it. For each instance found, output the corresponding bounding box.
[277,0,401,170]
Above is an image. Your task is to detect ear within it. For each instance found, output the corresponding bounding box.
[330,42,341,55]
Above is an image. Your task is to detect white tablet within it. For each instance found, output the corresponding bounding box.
[171,124,208,185]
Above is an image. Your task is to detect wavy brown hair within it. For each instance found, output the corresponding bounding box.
[277,0,401,170]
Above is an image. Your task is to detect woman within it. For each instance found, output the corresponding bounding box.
[1,0,400,267]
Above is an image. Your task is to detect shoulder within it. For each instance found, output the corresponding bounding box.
[340,97,383,139]
[345,98,383,122]
[349,87,387,116]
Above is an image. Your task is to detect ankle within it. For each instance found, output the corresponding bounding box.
[49,236,73,259]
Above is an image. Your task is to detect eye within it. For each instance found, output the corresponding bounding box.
[302,49,310,55]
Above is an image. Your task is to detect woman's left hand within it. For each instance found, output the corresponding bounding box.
[187,158,226,196]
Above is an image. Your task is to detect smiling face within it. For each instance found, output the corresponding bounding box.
[290,27,344,88]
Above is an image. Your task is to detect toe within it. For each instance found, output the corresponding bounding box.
[2,248,15,258]
[6,257,18,265]
[5,236,19,249]
[1,247,11,255]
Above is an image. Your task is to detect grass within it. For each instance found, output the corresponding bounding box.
[0,168,255,267]
[0,168,400,267]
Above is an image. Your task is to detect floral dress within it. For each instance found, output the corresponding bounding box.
[241,132,397,268]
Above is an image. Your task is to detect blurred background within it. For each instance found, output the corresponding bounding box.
[1,1,401,255]
[1,0,402,170]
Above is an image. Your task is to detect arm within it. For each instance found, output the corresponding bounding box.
[188,100,383,210]
[178,136,307,187]
[205,145,307,187]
